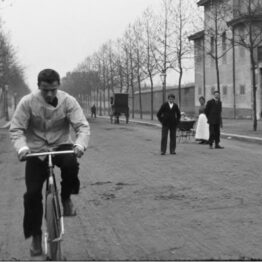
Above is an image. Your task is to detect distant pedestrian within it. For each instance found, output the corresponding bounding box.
[195,96,209,144]
[91,104,96,118]
[205,91,224,149]
[157,94,181,155]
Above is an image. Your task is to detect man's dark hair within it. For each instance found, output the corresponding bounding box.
[199,96,205,101]
[214,90,220,94]
[168,94,175,99]
[37,69,60,85]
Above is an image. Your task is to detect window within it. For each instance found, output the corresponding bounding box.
[195,43,202,64]
[184,88,190,95]
[239,45,245,58]
[222,32,227,51]
[258,46,262,62]
[198,87,202,95]
[210,36,214,54]
[222,32,227,64]
[223,85,227,95]
[233,0,241,16]
[240,84,245,95]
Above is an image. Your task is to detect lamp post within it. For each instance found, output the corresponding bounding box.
[160,71,166,103]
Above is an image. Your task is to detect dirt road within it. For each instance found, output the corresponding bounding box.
[1,118,262,260]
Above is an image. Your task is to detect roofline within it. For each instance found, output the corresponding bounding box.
[135,83,195,95]
[227,15,262,27]
[197,0,210,6]
[188,30,205,41]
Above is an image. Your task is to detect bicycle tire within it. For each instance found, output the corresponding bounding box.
[46,194,63,260]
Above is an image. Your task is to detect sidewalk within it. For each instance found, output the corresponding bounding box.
[95,113,262,145]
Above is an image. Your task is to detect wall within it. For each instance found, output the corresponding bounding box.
[133,84,195,117]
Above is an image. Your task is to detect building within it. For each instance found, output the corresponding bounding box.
[189,0,262,119]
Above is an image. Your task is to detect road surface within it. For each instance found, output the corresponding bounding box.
[1,118,262,260]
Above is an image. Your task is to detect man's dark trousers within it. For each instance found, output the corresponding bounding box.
[209,123,220,146]
[161,125,177,154]
[23,154,79,239]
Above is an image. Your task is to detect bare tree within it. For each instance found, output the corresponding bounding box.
[170,0,195,108]
[132,20,147,119]
[123,25,136,118]
[152,0,175,103]
[141,8,158,120]
[202,0,232,94]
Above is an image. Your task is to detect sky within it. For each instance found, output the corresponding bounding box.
[0,0,194,91]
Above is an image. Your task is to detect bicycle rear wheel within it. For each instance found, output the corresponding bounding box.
[46,194,62,260]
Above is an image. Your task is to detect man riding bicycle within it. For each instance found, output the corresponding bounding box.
[9,69,90,256]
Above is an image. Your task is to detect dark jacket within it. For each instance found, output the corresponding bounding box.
[205,99,222,125]
[157,102,181,127]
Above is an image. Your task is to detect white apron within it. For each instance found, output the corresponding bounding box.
[195,113,209,140]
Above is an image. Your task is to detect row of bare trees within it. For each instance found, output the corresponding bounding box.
[62,0,262,130]
[62,0,200,120]
[0,20,30,120]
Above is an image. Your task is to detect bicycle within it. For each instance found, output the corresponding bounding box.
[26,149,75,260]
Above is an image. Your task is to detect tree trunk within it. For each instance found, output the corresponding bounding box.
[149,73,154,120]
[250,47,257,131]
[130,53,135,119]
[178,68,183,109]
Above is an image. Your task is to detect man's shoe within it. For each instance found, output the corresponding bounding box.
[215,145,224,149]
[62,198,77,217]
[161,152,165,155]
[209,144,213,149]
[30,235,42,256]
[170,152,176,155]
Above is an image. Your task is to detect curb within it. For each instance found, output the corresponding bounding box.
[221,132,262,145]
[94,115,262,145]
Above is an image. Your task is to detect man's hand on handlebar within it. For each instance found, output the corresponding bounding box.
[73,145,84,158]
[18,148,31,161]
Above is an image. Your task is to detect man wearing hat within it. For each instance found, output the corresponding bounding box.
[205,90,224,149]
[157,94,181,155]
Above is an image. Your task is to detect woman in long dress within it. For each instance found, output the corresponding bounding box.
[195,96,209,144]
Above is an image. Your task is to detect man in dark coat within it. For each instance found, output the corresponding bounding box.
[91,104,96,118]
[205,91,224,149]
[157,94,181,155]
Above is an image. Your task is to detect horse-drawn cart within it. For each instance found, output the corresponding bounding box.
[110,93,129,124]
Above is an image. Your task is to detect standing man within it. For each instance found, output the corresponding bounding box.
[157,94,181,155]
[91,104,96,118]
[205,90,224,149]
[9,69,90,256]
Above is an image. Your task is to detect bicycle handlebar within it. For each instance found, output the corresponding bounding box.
[26,150,75,158]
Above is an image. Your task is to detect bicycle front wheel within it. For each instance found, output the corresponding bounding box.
[46,194,63,260]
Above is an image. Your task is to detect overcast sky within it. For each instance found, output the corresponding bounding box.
[1,0,194,91]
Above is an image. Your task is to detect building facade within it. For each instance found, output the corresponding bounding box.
[189,0,262,119]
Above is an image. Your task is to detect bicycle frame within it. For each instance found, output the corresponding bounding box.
[26,150,74,259]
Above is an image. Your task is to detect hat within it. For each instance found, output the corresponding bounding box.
[168,94,175,99]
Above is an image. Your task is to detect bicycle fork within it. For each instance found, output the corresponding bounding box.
[44,217,64,255]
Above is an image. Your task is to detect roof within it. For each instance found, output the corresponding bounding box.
[227,15,262,27]
[188,30,204,41]
[197,0,210,6]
